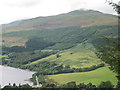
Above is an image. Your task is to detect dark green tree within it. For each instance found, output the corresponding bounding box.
[95,0,120,87]
[25,37,55,51]
[56,54,61,58]
[19,84,32,88]
[78,83,86,88]
[95,37,120,88]
[98,81,114,88]
[86,83,96,88]
[66,81,77,88]
[106,0,120,14]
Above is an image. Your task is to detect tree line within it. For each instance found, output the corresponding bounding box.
[3,37,55,52]
[24,61,105,76]
[1,81,115,89]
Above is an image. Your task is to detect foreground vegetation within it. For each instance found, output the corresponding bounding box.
[47,67,117,85]
[1,81,116,89]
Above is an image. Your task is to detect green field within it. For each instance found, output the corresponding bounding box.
[27,43,102,68]
[0,55,8,58]
[48,67,117,85]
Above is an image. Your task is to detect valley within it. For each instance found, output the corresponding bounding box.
[1,9,119,88]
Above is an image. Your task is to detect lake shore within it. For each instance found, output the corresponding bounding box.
[0,65,35,88]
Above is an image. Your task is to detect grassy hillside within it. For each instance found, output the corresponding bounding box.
[2,10,118,47]
[2,25,118,47]
[2,9,118,87]
[3,25,117,68]
[48,67,117,85]
[27,43,102,68]
[3,10,117,33]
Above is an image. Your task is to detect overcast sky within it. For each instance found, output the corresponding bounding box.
[0,0,119,24]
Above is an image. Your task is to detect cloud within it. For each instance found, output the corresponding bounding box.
[0,0,118,24]
[10,2,40,7]
[5,0,42,7]
[68,0,118,15]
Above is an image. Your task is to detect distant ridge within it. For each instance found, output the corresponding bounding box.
[2,9,118,33]
[68,9,102,14]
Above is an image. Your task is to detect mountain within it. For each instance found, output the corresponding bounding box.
[2,9,118,85]
[2,9,118,47]
[2,20,23,29]
[2,9,118,67]
[2,10,117,33]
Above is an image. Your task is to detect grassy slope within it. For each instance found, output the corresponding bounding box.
[48,67,117,85]
[2,11,118,86]
[27,43,102,68]
[3,10,117,33]
[0,55,8,58]
[2,24,118,47]
[3,25,118,69]
[2,10,118,47]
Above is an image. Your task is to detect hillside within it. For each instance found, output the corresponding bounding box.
[2,9,118,67]
[2,9,118,86]
[27,43,102,68]
[48,67,117,85]
[2,10,118,47]
[2,10,117,33]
